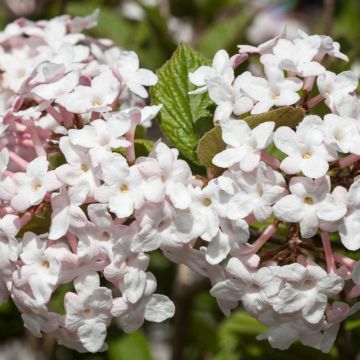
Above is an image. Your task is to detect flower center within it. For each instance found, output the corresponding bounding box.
[34,184,42,192]
[101,231,111,240]
[304,196,314,205]
[303,152,311,159]
[81,163,89,172]
[203,197,212,207]
[120,184,128,193]
[42,260,50,268]
[92,98,101,107]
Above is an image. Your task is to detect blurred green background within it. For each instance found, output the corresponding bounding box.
[1,0,360,359]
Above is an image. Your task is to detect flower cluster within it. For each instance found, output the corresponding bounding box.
[0,12,174,353]
[188,31,360,351]
[1,10,360,354]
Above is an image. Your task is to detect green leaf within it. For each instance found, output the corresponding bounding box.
[48,152,66,170]
[108,331,153,360]
[244,106,305,129]
[151,42,214,165]
[196,126,225,169]
[18,204,52,237]
[135,139,155,157]
[197,107,304,169]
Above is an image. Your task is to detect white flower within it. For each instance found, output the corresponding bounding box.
[15,232,61,305]
[31,69,80,101]
[49,184,88,240]
[274,263,344,323]
[240,64,302,114]
[261,37,325,77]
[224,163,287,222]
[64,273,112,353]
[213,120,274,171]
[273,176,347,238]
[11,156,61,212]
[317,71,358,111]
[137,142,192,209]
[55,137,100,195]
[189,49,234,94]
[323,114,360,155]
[206,218,249,265]
[57,70,120,113]
[339,178,360,250]
[95,153,144,218]
[106,49,157,98]
[112,273,174,333]
[205,74,254,121]
[211,258,283,316]
[189,181,230,241]
[68,117,131,166]
[274,115,337,178]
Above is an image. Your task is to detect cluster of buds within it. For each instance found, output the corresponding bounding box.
[1,11,360,354]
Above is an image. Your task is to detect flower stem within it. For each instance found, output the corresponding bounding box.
[333,252,356,269]
[260,150,280,169]
[321,231,336,273]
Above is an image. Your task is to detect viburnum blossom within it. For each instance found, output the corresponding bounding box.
[1,12,360,355]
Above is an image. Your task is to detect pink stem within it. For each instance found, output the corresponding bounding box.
[230,54,248,69]
[27,121,46,157]
[0,206,15,216]
[321,231,336,273]
[333,252,356,269]
[125,124,136,163]
[260,150,280,169]
[245,213,256,225]
[303,76,316,92]
[17,139,34,147]
[306,94,324,108]
[337,154,360,168]
[66,232,78,254]
[4,170,13,177]
[249,223,277,254]
[20,212,32,227]
[9,151,28,171]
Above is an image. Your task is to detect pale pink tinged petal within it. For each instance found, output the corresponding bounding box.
[55,164,83,186]
[206,76,233,104]
[189,66,213,87]
[339,211,360,250]
[134,69,157,86]
[78,323,107,353]
[69,207,88,228]
[301,156,329,178]
[299,210,319,238]
[143,177,165,203]
[280,156,302,174]
[108,194,134,218]
[168,182,191,209]
[49,205,70,240]
[206,231,230,265]
[273,127,299,156]
[27,156,48,178]
[124,269,146,304]
[317,195,347,222]
[221,120,251,147]
[273,194,305,222]
[251,121,275,149]
[145,294,175,322]
[239,151,260,172]
[251,100,275,114]
[212,148,244,168]
[300,61,326,77]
